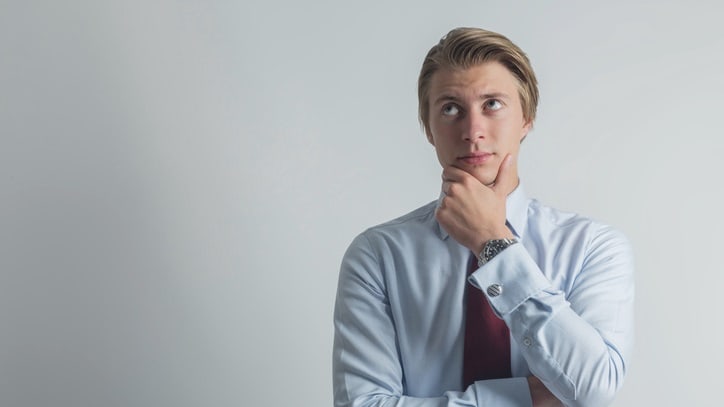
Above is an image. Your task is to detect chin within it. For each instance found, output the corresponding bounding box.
[470,171,496,186]
[451,163,496,185]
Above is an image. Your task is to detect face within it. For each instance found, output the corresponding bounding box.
[426,62,531,186]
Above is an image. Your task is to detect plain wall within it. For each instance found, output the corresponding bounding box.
[2,1,722,406]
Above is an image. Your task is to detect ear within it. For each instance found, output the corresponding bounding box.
[519,119,532,143]
[425,125,435,146]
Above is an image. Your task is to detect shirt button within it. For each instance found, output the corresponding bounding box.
[523,337,532,347]
[486,284,503,297]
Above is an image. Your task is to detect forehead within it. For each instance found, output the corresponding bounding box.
[428,62,521,102]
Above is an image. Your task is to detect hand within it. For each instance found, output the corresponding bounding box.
[527,376,564,407]
[435,154,518,254]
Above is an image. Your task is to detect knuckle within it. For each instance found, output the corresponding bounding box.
[434,207,446,222]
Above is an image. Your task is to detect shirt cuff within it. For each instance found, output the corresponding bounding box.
[468,243,551,316]
[468,377,532,406]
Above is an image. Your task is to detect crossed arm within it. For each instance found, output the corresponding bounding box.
[333,226,633,407]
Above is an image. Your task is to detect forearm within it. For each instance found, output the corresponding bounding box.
[512,295,627,406]
[334,233,535,407]
[333,373,532,407]
[470,237,634,407]
[333,289,534,407]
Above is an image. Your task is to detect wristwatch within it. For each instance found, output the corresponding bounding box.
[477,238,518,267]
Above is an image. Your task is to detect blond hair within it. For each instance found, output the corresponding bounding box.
[418,27,539,134]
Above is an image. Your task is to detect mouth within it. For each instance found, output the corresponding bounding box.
[458,152,494,166]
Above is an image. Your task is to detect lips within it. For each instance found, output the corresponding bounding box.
[459,152,493,165]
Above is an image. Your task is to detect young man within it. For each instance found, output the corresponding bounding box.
[333,27,634,407]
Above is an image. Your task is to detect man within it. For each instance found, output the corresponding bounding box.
[333,27,634,407]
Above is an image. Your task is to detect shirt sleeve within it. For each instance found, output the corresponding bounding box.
[333,233,533,407]
[468,225,635,407]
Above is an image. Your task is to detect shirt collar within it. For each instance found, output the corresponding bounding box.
[505,183,529,239]
[434,182,529,241]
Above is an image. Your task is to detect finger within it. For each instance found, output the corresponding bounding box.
[441,180,464,197]
[441,166,469,183]
[442,180,451,195]
[492,154,518,197]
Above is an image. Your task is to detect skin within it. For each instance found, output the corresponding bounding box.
[427,61,530,256]
[425,62,563,407]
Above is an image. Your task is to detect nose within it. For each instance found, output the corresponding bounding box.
[461,113,486,142]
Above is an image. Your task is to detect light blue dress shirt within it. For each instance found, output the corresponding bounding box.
[333,184,634,407]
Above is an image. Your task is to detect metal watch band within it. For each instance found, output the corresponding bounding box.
[477,238,518,267]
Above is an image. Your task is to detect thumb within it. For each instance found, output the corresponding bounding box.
[492,154,518,197]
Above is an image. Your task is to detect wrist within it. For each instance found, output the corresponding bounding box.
[476,237,518,267]
[490,225,515,242]
[471,227,515,256]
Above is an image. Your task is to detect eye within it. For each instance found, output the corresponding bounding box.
[484,99,503,111]
[442,104,460,117]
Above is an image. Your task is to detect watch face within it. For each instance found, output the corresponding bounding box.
[484,241,500,259]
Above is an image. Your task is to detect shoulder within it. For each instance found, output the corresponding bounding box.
[340,200,439,283]
[527,199,632,255]
[524,199,634,289]
[361,200,438,238]
[344,200,438,255]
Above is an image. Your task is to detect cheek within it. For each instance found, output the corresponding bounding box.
[428,122,446,146]
[430,120,456,140]
[499,120,527,142]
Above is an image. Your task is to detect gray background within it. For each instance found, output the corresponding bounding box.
[1,1,721,406]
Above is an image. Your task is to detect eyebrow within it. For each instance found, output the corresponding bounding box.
[433,92,510,105]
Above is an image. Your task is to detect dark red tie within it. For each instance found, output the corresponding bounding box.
[462,254,511,387]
